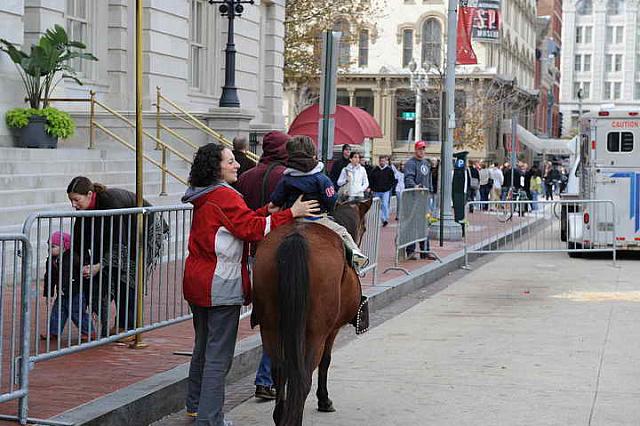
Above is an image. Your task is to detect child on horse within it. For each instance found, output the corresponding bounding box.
[270,135,369,270]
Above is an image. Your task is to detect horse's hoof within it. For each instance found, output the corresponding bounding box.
[318,401,336,413]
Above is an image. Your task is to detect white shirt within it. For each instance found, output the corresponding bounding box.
[338,163,369,197]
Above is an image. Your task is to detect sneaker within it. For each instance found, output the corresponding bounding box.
[352,252,369,270]
[382,221,388,227]
[406,252,420,260]
[255,385,276,400]
[186,410,197,418]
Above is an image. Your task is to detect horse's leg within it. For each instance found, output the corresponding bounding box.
[316,329,339,412]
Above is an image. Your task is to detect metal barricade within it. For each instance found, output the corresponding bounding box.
[385,188,441,274]
[359,197,381,284]
[463,200,617,267]
[0,234,31,424]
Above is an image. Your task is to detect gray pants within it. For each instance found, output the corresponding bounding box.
[187,304,241,426]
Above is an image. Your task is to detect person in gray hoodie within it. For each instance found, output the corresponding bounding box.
[402,141,433,259]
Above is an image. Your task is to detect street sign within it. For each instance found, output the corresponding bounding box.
[401,112,416,120]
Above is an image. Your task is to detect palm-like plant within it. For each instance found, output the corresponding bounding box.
[0,24,98,109]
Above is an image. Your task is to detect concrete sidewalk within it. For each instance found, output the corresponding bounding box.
[224,251,639,425]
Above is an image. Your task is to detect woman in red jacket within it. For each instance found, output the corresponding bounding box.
[182,143,318,425]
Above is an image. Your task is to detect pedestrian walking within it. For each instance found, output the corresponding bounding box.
[403,141,432,259]
[231,136,255,178]
[182,143,319,425]
[369,155,396,227]
[479,162,492,210]
[489,163,503,208]
[467,160,480,213]
[66,176,166,340]
[235,130,289,401]
[391,161,404,221]
[530,166,542,211]
[337,151,370,201]
[329,144,351,187]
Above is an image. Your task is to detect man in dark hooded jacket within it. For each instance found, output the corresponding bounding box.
[236,131,289,210]
[235,130,289,401]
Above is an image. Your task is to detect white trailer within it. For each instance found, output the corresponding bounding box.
[566,111,640,250]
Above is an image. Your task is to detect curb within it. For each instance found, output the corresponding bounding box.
[50,217,542,425]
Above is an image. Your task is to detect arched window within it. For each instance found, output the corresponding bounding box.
[606,0,623,14]
[402,29,413,68]
[577,0,593,15]
[333,19,351,67]
[421,19,442,68]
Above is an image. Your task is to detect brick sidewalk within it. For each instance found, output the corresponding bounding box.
[0,210,530,423]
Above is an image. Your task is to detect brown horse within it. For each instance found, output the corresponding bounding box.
[253,199,372,425]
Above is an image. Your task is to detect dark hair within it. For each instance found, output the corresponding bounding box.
[349,151,360,159]
[67,176,107,195]
[286,135,316,158]
[232,136,248,151]
[341,144,351,152]
[189,143,225,187]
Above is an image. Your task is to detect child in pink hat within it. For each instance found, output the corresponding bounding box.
[42,232,95,342]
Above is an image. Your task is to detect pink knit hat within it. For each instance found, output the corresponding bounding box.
[50,231,71,251]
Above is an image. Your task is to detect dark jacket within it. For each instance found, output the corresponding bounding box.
[233,150,256,178]
[404,157,433,191]
[236,131,288,210]
[43,252,84,297]
[369,166,397,193]
[329,156,350,187]
[271,163,337,214]
[503,168,523,189]
[72,188,152,266]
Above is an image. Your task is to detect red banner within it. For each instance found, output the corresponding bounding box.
[456,5,478,65]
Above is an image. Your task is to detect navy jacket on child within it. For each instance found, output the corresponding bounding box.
[43,253,84,298]
[271,163,338,214]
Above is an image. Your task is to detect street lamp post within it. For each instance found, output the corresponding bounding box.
[209,0,254,108]
[408,60,427,142]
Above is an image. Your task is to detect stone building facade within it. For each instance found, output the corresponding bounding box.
[0,0,286,148]
[284,0,539,162]
[559,0,640,137]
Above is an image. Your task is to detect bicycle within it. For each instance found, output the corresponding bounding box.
[496,186,529,223]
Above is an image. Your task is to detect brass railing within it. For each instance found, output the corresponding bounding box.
[154,86,260,163]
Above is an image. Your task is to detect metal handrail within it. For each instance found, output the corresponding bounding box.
[155,87,259,163]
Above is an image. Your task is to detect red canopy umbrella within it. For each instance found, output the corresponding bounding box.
[287,104,383,147]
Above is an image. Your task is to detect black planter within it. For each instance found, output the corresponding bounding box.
[19,115,58,148]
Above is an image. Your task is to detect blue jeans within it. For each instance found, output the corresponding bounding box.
[49,292,93,336]
[254,351,273,387]
[531,191,539,210]
[373,191,391,223]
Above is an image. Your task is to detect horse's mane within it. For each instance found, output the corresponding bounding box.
[331,202,360,240]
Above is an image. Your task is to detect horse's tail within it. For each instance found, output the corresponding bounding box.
[276,231,310,423]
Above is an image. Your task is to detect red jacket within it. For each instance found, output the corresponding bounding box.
[182,184,293,307]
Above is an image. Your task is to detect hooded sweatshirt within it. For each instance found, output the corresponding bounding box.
[270,162,337,214]
[236,131,289,210]
[181,182,293,307]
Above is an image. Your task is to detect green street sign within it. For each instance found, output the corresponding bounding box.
[401,112,416,120]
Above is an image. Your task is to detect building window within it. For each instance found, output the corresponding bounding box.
[573,82,581,99]
[65,0,90,75]
[607,0,623,14]
[616,26,623,44]
[575,27,583,43]
[605,54,612,72]
[583,82,591,99]
[584,54,591,72]
[606,27,614,44]
[333,20,351,67]
[189,0,206,90]
[574,55,582,72]
[604,81,612,99]
[577,0,593,14]
[421,19,442,68]
[585,26,592,43]
[402,29,413,68]
[358,30,369,67]
[614,54,623,72]
[614,82,622,99]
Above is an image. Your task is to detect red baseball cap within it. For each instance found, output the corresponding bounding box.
[415,140,427,150]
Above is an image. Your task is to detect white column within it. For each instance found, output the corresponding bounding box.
[0,0,25,147]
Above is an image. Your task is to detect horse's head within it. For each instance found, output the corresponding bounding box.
[332,198,372,245]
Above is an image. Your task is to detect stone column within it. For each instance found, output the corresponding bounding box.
[622,2,638,101]
[348,88,356,106]
[0,1,25,147]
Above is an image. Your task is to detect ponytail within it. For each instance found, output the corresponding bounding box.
[67,176,107,195]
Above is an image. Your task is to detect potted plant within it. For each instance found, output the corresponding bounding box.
[0,25,97,148]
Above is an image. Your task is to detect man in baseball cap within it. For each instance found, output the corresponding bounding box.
[402,140,433,259]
